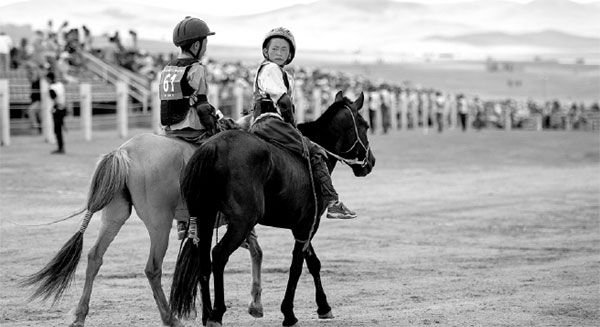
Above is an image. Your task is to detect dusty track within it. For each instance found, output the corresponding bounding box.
[1,128,598,327]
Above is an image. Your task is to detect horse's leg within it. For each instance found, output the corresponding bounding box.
[143,214,183,327]
[70,195,131,327]
[245,228,264,318]
[198,226,214,326]
[209,222,254,327]
[305,243,333,319]
[280,241,306,327]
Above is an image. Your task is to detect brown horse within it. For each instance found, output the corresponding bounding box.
[21,128,265,327]
[171,91,376,327]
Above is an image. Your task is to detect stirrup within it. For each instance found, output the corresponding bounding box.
[177,221,188,240]
[188,217,200,245]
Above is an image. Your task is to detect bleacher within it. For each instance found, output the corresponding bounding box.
[4,52,154,135]
[7,67,117,106]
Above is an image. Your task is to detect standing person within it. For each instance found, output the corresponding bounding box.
[159,16,221,144]
[473,96,484,131]
[435,91,445,133]
[380,90,391,134]
[368,89,378,134]
[0,32,13,73]
[48,71,66,154]
[26,61,43,133]
[457,94,468,131]
[251,27,356,219]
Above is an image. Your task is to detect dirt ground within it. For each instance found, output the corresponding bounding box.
[1,127,598,327]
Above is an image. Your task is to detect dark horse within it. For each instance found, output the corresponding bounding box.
[170,91,376,327]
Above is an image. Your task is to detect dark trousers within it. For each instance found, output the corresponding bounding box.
[53,109,66,150]
[459,113,468,131]
[251,116,338,203]
[368,109,376,134]
[436,112,444,132]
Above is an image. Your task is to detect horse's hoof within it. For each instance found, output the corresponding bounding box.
[207,320,222,327]
[248,303,264,318]
[283,317,299,327]
[69,322,85,327]
[318,310,334,319]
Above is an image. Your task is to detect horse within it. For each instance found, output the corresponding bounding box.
[21,121,265,327]
[170,91,376,327]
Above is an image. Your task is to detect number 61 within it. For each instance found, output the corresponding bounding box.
[162,73,177,92]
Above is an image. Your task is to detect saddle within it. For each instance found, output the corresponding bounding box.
[165,117,241,145]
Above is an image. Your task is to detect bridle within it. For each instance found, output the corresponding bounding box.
[321,104,371,168]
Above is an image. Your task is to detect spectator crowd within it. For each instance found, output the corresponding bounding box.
[2,21,599,134]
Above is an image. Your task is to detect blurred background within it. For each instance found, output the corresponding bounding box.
[0,0,598,137]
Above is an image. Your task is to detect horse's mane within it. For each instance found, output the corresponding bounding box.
[298,97,349,136]
[314,97,349,125]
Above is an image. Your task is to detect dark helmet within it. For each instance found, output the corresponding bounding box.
[262,27,296,64]
[173,16,215,47]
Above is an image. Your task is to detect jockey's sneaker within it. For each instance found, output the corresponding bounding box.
[177,221,188,240]
[326,201,357,219]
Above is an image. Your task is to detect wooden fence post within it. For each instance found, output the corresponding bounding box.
[361,92,370,123]
[399,91,407,131]
[312,88,322,121]
[505,108,512,131]
[0,79,9,146]
[421,93,429,134]
[80,83,92,141]
[375,101,383,134]
[450,97,458,130]
[117,81,128,138]
[142,89,149,113]
[208,84,219,109]
[411,93,419,130]
[151,79,162,134]
[233,85,244,120]
[295,87,305,123]
[390,92,398,131]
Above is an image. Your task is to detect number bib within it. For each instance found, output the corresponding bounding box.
[159,66,186,100]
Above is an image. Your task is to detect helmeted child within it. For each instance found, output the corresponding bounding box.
[159,16,221,144]
[159,16,222,238]
[250,27,357,219]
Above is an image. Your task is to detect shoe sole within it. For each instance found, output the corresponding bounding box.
[326,213,357,219]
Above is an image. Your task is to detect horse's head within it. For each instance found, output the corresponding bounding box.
[324,91,376,177]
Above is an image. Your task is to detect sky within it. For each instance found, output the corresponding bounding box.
[0,0,598,16]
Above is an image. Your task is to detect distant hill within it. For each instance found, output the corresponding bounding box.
[427,30,600,49]
[1,0,599,62]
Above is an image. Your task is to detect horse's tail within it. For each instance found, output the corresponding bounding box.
[21,148,131,303]
[170,141,220,319]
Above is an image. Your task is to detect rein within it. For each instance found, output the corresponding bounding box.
[321,105,370,168]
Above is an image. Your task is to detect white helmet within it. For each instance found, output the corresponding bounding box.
[262,27,296,64]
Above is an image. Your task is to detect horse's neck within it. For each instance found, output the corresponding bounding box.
[298,121,327,147]
[298,121,337,173]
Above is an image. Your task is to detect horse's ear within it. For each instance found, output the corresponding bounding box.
[354,92,365,111]
[335,91,344,103]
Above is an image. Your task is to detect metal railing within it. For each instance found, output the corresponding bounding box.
[81,51,150,111]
